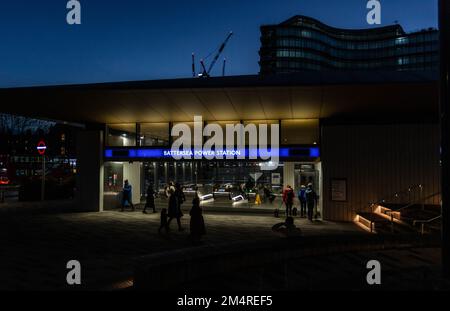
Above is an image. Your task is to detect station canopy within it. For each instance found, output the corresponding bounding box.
[0,71,438,125]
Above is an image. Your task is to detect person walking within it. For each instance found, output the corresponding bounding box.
[121,179,135,212]
[174,183,186,212]
[143,184,156,214]
[305,183,317,222]
[298,185,307,218]
[282,185,295,216]
[189,192,206,242]
[167,189,183,231]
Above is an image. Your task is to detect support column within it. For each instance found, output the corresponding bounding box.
[283,162,295,189]
[76,130,104,212]
[123,162,142,205]
[439,0,450,278]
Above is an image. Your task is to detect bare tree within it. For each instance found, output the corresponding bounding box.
[0,114,54,135]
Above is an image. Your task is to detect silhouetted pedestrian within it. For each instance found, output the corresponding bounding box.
[175,183,186,211]
[167,189,183,231]
[298,185,307,218]
[143,184,156,214]
[305,183,317,222]
[189,192,206,242]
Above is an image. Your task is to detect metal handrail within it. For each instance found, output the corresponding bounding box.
[362,184,424,215]
[413,215,442,225]
[367,184,424,208]
[393,192,441,214]
[382,192,441,233]
[362,189,440,234]
[413,215,442,235]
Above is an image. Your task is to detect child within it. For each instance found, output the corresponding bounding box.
[158,208,168,233]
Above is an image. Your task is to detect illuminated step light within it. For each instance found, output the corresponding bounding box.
[200,194,213,201]
[232,195,245,202]
[354,214,376,233]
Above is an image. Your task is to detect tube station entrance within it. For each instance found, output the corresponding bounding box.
[103,158,322,216]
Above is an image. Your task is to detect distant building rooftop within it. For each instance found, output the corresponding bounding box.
[259,15,439,74]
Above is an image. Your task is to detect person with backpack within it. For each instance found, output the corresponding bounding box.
[282,185,295,216]
[298,185,307,218]
[305,183,318,222]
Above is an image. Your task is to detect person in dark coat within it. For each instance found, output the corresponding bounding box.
[189,192,206,242]
[298,185,307,218]
[305,183,318,222]
[143,184,156,214]
[174,183,186,212]
[167,189,183,231]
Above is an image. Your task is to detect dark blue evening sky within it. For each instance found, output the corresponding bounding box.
[0,0,437,87]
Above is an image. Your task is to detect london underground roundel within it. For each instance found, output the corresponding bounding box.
[37,140,47,155]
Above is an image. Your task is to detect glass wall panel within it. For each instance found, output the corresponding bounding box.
[104,162,124,192]
[139,123,169,146]
[107,124,136,147]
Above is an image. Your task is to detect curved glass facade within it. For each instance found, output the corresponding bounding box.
[259,15,438,74]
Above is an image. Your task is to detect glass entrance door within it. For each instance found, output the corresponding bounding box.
[294,163,321,219]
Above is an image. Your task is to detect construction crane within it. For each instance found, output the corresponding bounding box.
[193,31,233,78]
[222,58,226,77]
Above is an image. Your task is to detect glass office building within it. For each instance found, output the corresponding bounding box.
[259,15,439,74]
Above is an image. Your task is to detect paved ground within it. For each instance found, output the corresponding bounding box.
[0,210,363,290]
[186,247,449,290]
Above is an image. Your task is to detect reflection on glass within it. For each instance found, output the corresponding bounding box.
[139,123,169,146]
[107,124,136,146]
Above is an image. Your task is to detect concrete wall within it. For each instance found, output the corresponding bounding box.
[322,123,440,222]
[76,130,104,212]
[283,162,295,188]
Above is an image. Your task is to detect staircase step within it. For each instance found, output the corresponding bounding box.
[356,211,420,235]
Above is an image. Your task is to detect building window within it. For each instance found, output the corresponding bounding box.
[139,123,169,146]
[107,124,137,147]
